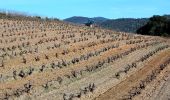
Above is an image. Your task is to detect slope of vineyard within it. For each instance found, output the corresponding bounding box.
[0,16,169,100]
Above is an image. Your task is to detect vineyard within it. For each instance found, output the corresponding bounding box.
[0,16,170,100]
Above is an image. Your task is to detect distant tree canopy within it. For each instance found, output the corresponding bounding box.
[85,20,94,27]
[99,18,148,33]
[137,15,170,37]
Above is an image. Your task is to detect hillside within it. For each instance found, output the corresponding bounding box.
[64,16,149,33]
[0,13,170,100]
[99,18,149,33]
[137,15,170,37]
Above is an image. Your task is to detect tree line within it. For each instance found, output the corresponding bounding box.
[137,15,170,37]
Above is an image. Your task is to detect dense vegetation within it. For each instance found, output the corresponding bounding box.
[137,15,170,37]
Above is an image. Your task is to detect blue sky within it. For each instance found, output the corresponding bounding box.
[0,0,170,19]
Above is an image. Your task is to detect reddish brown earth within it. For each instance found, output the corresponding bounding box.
[0,17,169,100]
[95,49,170,100]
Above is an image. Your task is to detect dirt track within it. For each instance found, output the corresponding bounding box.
[95,49,170,100]
[153,74,170,100]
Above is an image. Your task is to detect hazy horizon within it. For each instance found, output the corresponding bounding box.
[0,0,170,19]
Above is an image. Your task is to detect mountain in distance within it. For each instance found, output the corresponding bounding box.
[91,17,109,23]
[100,15,170,33]
[64,16,149,33]
[99,18,149,33]
[64,15,170,33]
[64,16,109,24]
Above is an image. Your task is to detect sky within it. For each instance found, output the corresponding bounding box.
[0,0,170,19]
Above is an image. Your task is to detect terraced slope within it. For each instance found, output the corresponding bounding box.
[0,18,169,100]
